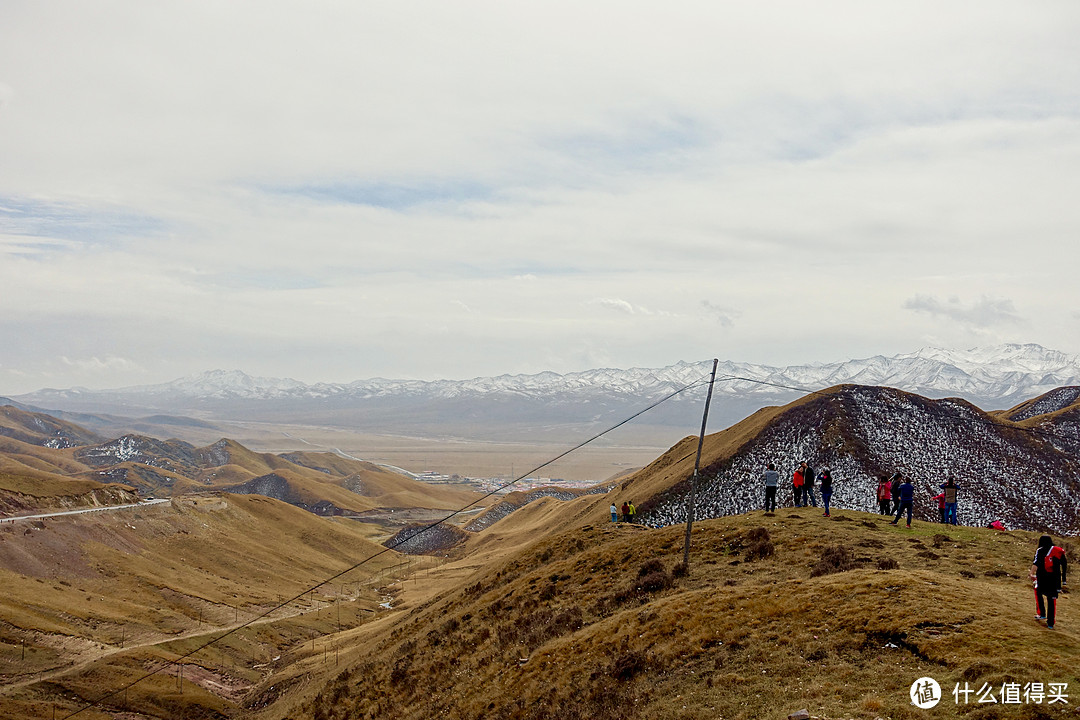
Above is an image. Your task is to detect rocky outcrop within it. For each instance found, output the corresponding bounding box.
[0,484,139,517]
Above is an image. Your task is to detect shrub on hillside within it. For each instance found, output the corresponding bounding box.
[636,569,672,593]
[638,558,665,577]
[740,527,774,561]
[610,648,649,681]
[877,557,899,570]
[811,545,858,577]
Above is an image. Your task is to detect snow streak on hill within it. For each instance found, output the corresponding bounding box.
[640,385,1080,533]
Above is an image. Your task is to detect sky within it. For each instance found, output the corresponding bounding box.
[2,1,1079,394]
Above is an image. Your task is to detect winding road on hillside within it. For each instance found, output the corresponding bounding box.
[0,498,170,523]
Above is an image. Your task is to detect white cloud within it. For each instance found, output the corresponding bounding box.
[903,295,1024,329]
[0,1,1079,392]
[594,298,636,315]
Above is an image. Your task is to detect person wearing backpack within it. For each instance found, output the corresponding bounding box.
[1031,535,1068,630]
[941,477,959,525]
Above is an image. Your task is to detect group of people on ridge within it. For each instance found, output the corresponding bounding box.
[610,500,636,523]
[760,461,834,517]
[875,473,959,528]
[762,464,961,529]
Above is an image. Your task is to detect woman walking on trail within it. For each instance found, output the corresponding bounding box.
[819,468,834,517]
[877,476,892,515]
[1031,534,1068,630]
[793,462,806,507]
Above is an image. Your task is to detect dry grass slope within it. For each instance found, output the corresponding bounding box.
[281,508,1078,720]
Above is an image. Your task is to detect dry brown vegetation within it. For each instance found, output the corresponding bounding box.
[268,509,1079,720]
[0,493,412,719]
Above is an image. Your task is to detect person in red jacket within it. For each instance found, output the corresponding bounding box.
[1031,535,1069,630]
[792,463,806,507]
[932,492,946,523]
[876,476,892,515]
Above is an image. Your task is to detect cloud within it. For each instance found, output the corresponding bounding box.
[60,355,143,374]
[1,2,1079,391]
[903,295,1024,328]
[594,298,636,315]
[701,300,738,328]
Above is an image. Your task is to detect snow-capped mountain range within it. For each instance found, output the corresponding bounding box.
[10,344,1080,439]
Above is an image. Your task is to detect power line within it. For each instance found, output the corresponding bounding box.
[60,372,712,718]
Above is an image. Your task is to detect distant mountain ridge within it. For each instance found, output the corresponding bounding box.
[11,343,1080,440]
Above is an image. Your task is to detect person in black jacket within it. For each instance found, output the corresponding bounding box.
[803,462,817,507]
[889,472,902,514]
[1031,535,1069,630]
[818,468,834,517]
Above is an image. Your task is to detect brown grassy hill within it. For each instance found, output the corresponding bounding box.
[0,493,405,719]
[0,407,485,520]
[563,385,1080,534]
[265,508,1078,720]
[0,436,139,515]
[997,386,1080,423]
[0,405,104,448]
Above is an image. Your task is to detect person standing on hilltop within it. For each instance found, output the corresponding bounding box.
[803,461,818,507]
[610,503,618,522]
[792,462,806,507]
[932,491,946,523]
[762,463,779,512]
[1031,534,1068,630]
[941,477,959,525]
[818,468,834,517]
[889,474,914,528]
[628,500,637,523]
[876,476,892,515]
[621,501,630,523]
[890,472,903,514]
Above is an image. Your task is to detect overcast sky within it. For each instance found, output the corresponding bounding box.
[2,1,1079,394]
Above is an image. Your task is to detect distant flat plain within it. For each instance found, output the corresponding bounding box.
[197,420,686,484]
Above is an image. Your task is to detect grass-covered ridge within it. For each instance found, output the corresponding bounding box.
[285,508,1077,720]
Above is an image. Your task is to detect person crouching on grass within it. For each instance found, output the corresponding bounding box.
[1031,535,1068,630]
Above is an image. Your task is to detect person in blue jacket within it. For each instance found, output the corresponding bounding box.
[941,477,959,525]
[889,474,915,528]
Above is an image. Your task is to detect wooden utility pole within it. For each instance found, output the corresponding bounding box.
[682,358,719,571]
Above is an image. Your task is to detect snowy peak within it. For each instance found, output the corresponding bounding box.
[13,345,1080,427]
[118,370,309,400]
